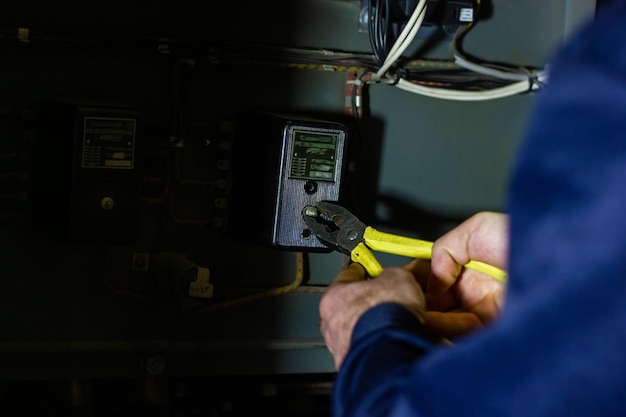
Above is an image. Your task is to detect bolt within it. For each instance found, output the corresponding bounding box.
[132,253,150,272]
[304,180,318,194]
[101,197,114,210]
[141,354,166,376]
[303,206,318,218]
[347,229,359,241]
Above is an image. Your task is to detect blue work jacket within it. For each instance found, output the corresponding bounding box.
[332,1,626,416]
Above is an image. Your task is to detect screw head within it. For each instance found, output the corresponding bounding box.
[141,354,166,376]
[100,197,114,210]
[303,206,319,218]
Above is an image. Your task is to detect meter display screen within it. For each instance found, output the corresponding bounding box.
[289,130,339,181]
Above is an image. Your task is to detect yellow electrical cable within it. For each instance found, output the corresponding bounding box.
[360,226,507,282]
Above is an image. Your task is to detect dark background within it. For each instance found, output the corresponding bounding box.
[0,0,597,415]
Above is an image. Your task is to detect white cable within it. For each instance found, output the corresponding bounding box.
[382,6,426,76]
[452,55,531,81]
[449,25,534,82]
[392,71,546,101]
[375,0,426,78]
[374,0,428,81]
[369,3,547,100]
[389,22,548,100]
[395,78,525,100]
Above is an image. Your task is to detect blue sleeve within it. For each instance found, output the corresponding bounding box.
[332,303,435,417]
[331,1,626,416]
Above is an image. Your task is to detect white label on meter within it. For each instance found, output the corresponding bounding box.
[82,117,136,169]
[459,8,474,22]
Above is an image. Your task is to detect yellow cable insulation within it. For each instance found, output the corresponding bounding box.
[362,226,507,282]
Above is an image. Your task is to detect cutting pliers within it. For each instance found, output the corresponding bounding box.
[302,201,507,282]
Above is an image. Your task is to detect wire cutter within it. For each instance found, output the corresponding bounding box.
[302,201,507,282]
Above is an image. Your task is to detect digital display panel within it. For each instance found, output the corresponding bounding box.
[289,130,339,182]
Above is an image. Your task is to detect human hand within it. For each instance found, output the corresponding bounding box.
[319,212,508,367]
[418,211,509,339]
[318,262,426,369]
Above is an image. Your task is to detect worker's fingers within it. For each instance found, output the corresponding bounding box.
[330,262,367,286]
[427,258,462,295]
[429,212,509,295]
[423,292,502,339]
[423,311,482,339]
[403,258,431,289]
[424,290,458,312]
[469,292,501,323]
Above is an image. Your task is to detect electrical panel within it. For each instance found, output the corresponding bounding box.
[32,98,141,244]
[227,111,349,251]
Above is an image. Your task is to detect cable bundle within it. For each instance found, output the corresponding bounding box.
[365,0,547,100]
